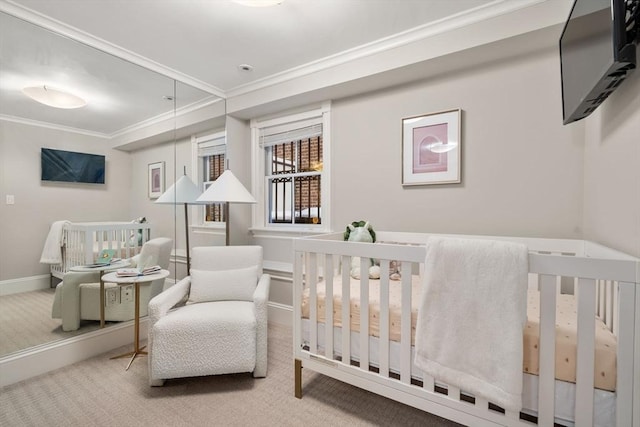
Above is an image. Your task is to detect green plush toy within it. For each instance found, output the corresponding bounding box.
[344,221,381,279]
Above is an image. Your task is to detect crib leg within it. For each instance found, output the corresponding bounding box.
[294,358,303,399]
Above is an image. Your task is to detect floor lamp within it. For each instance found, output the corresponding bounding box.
[196,169,256,246]
[155,171,204,274]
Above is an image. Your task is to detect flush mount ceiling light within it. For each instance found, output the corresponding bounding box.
[232,0,283,7]
[22,85,87,109]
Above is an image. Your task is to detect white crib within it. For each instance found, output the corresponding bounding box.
[50,221,153,281]
[293,231,640,427]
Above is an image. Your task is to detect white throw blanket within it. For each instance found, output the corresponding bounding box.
[39,220,70,264]
[414,236,528,412]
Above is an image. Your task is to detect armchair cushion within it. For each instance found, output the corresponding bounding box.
[151,301,257,379]
[188,265,258,303]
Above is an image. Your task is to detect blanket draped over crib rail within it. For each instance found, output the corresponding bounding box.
[414,236,529,413]
[39,220,70,264]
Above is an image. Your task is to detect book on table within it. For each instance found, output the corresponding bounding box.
[141,265,162,275]
[116,265,162,277]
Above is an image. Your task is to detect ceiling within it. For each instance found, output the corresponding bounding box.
[0,0,570,138]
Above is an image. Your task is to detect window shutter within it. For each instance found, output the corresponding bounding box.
[260,118,322,148]
[197,134,226,157]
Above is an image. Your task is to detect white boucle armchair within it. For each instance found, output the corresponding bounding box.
[148,245,270,386]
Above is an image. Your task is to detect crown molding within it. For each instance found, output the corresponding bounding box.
[225,0,549,98]
[1,96,223,140]
[109,96,224,140]
[0,0,225,98]
[0,114,111,138]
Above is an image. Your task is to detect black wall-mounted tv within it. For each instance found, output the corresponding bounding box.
[560,0,638,124]
[41,148,105,184]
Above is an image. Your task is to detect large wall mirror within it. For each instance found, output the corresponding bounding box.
[0,10,224,360]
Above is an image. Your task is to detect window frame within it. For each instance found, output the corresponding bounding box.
[191,130,226,229]
[251,103,331,232]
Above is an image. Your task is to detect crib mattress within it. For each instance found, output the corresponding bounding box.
[90,242,140,259]
[61,242,140,263]
[301,320,615,427]
[300,275,617,391]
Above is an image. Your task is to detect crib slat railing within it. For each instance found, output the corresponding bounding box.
[612,281,619,337]
[293,250,303,352]
[72,229,84,267]
[379,259,391,378]
[594,279,619,334]
[95,230,104,252]
[359,257,370,372]
[308,252,318,355]
[537,274,557,426]
[615,281,636,427]
[63,230,73,271]
[400,261,412,385]
[447,386,461,402]
[341,255,351,365]
[574,278,596,427]
[606,280,614,332]
[324,254,334,361]
[66,230,75,268]
[83,229,94,264]
[423,374,435,393]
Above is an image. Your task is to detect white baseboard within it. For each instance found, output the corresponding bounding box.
[1,301,293,387]
[268,301,292,327]
[0,274,51,296]
[0,319,147,387]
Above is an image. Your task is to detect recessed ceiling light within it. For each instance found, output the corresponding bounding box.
[232,0,284,7]
[238,64,254,72]
[22,85,86,109]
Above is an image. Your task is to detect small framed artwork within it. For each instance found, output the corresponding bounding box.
[402,108,461,186]
[148,161,165,199]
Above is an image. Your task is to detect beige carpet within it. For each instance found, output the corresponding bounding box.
[1,323,462,427]
[0,288,106,356]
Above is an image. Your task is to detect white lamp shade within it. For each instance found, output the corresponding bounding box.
[155,174,204,204]
[196,170,256,204]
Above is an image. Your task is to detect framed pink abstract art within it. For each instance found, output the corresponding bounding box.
[148,161,165,199]
[402,109,461,186]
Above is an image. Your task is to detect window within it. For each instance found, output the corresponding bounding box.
[252,104,330,230]
[193,132,226,224]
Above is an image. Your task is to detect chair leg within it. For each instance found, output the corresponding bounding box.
[294,358,303,399]
[149,378,165,387]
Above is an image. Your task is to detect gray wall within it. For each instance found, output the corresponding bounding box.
[0,121,132,280]
[331,47,583,239]
[582,67,640,257]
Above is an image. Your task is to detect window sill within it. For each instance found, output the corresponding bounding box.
[250,226,331,240]
[192,223,225,234]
